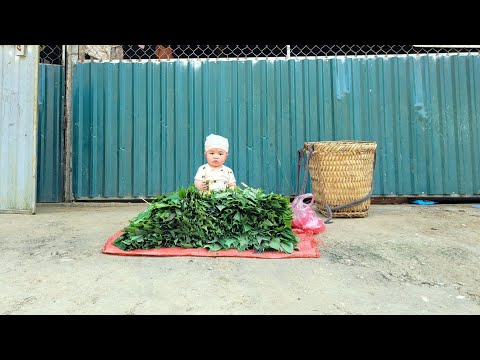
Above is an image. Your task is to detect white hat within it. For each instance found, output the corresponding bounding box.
[205,134,229,153]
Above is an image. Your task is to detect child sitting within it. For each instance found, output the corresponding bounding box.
[194,134,236,192]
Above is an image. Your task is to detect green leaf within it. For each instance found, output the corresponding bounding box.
[224,238,237,248]
[269,238,281,251]
[131,235,143,242]
[165,212,176,222]
[262,219,273,227]
[113,239,127,250]
[243,223,252,232]
[238,236,249,248]
[205,244,222,252]
[280,241,294,254]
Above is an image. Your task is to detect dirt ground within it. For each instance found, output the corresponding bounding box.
[1,201,479,315]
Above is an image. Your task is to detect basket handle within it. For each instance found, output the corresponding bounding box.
[296,143,315,196]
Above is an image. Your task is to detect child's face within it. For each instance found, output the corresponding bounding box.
[205,148,228,168]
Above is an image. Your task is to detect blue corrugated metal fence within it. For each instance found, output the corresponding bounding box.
[37,64,64,202]
[71,54,480,199]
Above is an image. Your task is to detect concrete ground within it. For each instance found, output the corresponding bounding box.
[1,202,479,315]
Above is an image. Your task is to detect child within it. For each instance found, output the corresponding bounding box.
[194,134,236,192]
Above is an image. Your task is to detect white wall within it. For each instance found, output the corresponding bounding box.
[0,45,39,213]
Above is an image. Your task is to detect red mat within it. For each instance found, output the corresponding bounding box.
[102,228,320,259]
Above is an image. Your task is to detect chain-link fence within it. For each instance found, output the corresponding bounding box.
[79,45,480,62]
[39,45,480,64]
[39,45,63,64]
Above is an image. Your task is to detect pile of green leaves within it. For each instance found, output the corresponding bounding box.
[113,185,299,254]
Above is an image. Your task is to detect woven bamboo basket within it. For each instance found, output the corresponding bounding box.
[304,141,377,218]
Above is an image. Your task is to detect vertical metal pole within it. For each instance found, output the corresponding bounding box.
[78,45,85,62]
[62,45,66,66]
[63,45,78,202]
[286,45,291,59]
[32,45,40,214]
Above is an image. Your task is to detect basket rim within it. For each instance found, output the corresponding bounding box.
[304,140,377,153]
[304,140,377,145]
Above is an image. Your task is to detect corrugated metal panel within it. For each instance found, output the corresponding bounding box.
[0,45,39,213]
[72,54,480,199]
[37,64,64,202]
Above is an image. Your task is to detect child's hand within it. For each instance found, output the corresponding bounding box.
[199,181,208,191]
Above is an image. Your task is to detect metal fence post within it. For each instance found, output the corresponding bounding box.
[64,45,78,202]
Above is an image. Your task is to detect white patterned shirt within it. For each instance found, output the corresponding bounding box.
[194,164,236,191]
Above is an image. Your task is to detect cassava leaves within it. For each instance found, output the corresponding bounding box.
[113,185,299,253]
